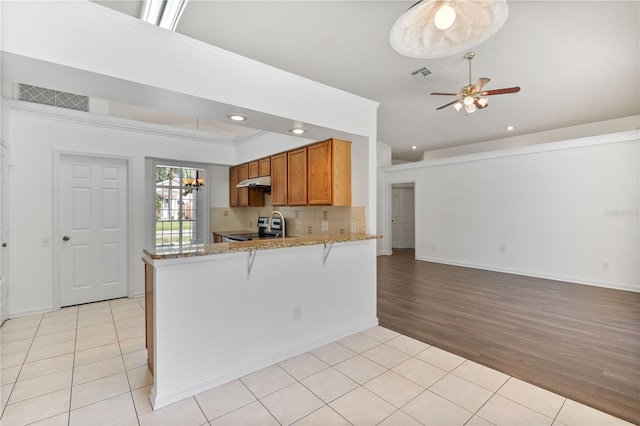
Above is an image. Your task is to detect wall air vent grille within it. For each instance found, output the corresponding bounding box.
[18,84,89,112]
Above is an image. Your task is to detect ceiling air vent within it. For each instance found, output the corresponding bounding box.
[18,83,89,112]
[411,67,432,80]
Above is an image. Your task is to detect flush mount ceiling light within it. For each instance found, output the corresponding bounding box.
[390,0,509,58]
[289,128,307,135]
[140,0,189,31]
[226,114,247,122]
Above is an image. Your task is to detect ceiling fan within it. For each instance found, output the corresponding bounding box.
[432,52,520,113]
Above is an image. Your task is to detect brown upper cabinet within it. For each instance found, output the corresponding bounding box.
[248,161,259,179]
[271,153,287,206]
[308,138,351,206]
[236,163,265,207]
[230,138,351,208]
[229,166,239,207]
[287,147,308,206]
[259,157,271,177]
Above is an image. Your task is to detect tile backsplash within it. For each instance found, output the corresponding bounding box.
[211,194,367,236]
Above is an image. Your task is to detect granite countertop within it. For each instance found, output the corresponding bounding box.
[143,233,382,260]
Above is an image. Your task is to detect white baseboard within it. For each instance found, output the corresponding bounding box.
[415,256,639,293]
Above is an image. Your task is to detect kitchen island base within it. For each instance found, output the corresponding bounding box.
[143,237,378,410]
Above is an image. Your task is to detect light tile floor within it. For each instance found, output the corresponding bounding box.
[0,297,634,426]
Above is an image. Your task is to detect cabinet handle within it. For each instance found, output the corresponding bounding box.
[62,236,70,241]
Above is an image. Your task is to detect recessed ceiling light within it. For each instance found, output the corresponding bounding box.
[289,128,307,135]
[506,125,515,131]
[227,114,247,121]
[411,146,417,150]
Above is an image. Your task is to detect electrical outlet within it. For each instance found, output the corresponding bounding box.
[223,210,229,217]
[432,244,436,251]
[41,237,50,247]
[602,262,609,270]
[296,219,302,230]
[322,220,328,232]
[307,226,312,234]
[361,216,366,226]
[322,211,328,220]
[293,306,302,321]
[351,222,357,233]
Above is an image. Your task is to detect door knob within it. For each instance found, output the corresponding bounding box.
[62,236,70,241]
[1,242,6,247]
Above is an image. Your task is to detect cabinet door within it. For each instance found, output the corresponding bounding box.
[229,166,238,207]
[331,139,352,207]
[307,140,332,205]
[288,147,308,205]
[271,153,287,206]
[238,163,249,206]
[259,157,271,177]
[248,161,259,178]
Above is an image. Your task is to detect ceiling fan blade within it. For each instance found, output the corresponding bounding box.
[436,99,460,110]
[474,99,488,109]
[472,78,491,93]
[431,92,459,96]
[480,87,521,96]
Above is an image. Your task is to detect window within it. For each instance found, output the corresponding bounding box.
[155,165,206,248]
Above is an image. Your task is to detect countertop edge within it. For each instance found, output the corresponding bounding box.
[144,234,382,260]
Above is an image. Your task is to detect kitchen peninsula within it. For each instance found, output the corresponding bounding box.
[142,233,380,409]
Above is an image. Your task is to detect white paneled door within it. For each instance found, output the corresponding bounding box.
[391,185,415,249]
[59,155,128,307]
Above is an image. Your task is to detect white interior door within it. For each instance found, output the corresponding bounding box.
[391,185,415,249]
[59,155,128,307]
[1,142,10,322]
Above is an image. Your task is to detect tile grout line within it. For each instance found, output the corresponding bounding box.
[0,313,45,421]
[65,306,80,426]
[109,299,142,426]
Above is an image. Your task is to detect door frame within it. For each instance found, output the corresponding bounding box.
[1,140,10,323]
[383,179,416,256]
[391,183,415,250]
[52,150,133,310]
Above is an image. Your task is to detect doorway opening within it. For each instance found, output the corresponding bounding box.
[391,183,415,250]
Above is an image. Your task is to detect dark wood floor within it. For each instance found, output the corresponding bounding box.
[377,249,640,424]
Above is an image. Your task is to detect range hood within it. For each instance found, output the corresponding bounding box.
[236,176,271,188]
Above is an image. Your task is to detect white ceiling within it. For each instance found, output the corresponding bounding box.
[54,1,640,160]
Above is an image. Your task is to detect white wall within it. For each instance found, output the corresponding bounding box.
[5,104,236,316]
[381,131,639,292]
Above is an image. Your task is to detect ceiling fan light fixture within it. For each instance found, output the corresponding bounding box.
[434,3,456,30]
[390,0,509,58]
[465,103,477,114]
[477,97,488,107]
[453,101,463,111]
